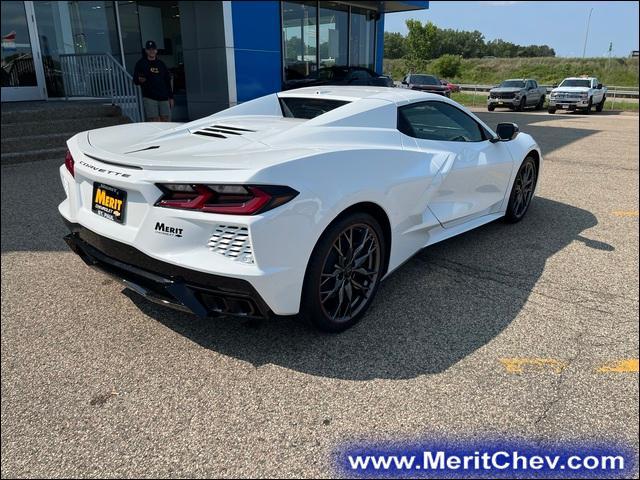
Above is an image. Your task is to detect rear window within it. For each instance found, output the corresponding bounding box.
[279,97,350,119]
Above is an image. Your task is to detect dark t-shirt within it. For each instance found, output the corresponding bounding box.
[133,57,173,101]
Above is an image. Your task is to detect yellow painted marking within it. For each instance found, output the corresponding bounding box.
[612,210,639,217]
[597,359,639,373]
[500,358,568,374]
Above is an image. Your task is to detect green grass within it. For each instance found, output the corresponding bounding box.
[450,91,485,106]
[449,91,639,112]
[384,57,640,87]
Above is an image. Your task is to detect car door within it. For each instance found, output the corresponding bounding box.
[526,80,540,105]
[398,101,515,226]
[591,78,602,102]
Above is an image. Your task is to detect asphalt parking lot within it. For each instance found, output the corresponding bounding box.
[1,109,638,478]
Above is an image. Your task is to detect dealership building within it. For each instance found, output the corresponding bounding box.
[1,1,428,120]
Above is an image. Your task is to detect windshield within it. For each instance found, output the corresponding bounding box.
[279,97,350,119]
[499,80,525,88]
[559,79,591,88]
[411,75,439,86]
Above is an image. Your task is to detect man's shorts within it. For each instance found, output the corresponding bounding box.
[143,97,171,119]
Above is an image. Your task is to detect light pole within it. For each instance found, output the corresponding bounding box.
[582,7,594,58]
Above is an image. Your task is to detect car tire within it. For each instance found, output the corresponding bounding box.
[548,107,556,114]
[596,96,606,112]
[536,95,545,110]
[488,105,495,111]
[505,156,538,223]
[584,97,592,114]
[300,212,386,332]
[516,97,526,112]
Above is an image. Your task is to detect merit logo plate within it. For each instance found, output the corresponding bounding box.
[92,182,127,224]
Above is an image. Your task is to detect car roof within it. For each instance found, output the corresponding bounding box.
[277,86,446,104]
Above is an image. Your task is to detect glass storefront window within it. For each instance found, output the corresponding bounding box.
[282,1,317,82]
[119,1,183,91]
[1,1,38,88]
[349,6,376,70]
[33,1,119,97]
[318,2,347,69]
[282,2,377,87]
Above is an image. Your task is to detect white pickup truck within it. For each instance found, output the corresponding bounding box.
[548,76,607,114]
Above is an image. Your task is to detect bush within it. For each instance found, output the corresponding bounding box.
[432,54,462,79]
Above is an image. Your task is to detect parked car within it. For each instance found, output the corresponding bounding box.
[283,66,393,89]
[548,76,607,114]
[441,79,460,93]
[59,87,542,332]
[487,79,547,111]
[401,74,451,97]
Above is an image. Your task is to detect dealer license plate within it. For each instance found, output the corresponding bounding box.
[92,182,127,223]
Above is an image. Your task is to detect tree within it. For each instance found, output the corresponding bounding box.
[405,19,439,61]
[384,32,407,59]
[432,54,462,78]
[390,20,556,61]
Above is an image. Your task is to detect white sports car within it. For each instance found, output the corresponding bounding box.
[59,86,542,332]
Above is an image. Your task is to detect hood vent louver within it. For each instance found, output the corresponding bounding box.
[192,124,256,139]
[124,145,160,154]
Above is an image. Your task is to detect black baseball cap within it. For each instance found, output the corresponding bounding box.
[145,40,157,50]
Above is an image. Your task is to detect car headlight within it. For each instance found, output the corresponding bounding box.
[580,93,588,99]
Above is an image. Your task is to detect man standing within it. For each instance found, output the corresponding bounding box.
[133,40,174,122]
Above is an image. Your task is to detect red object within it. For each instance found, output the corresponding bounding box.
[447,82,460,93]
[64,150,74,177]
[155,184,291,215]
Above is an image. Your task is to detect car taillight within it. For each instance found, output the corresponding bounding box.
[155,184,298,215]
[64,150,74,177]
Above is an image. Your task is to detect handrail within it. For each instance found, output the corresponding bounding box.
[60,53,144,122]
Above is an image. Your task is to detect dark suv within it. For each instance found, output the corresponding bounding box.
[401,74,451,97]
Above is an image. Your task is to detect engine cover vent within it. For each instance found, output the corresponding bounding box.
[208,224,253,263]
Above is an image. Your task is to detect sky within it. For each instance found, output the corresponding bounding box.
[384,1,640,58]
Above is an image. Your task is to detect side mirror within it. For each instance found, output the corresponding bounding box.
[495,122,519,141]
[597,83,603,89]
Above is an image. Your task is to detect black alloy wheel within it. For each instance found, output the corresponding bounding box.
[301,213,385,332]
[505,156,538,223]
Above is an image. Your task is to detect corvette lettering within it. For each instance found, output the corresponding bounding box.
[79,160,131,178]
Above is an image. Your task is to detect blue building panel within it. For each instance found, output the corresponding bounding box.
[234,50,282,103]
[376,15,385,74]
[232,1,282,102]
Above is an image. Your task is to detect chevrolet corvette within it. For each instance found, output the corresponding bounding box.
[59,86,542,332]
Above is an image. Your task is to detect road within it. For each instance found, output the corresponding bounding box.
[2,109,638,478]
